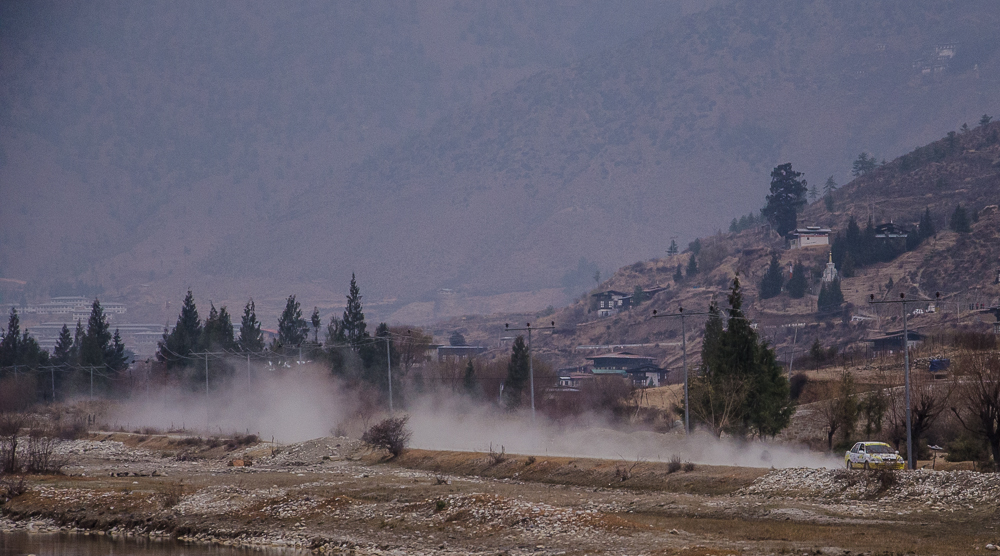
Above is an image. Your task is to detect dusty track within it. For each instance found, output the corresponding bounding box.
[1,433,996,555]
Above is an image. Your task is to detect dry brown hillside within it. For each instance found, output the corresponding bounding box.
[434,122,1000,375]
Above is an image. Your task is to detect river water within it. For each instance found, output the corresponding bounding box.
[0,532,308,556]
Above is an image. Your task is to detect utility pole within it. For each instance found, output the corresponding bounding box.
[505,322,555,421]
[788,326,798,377]
[653,307,710,435]
[868,291,939,470]
[383,335,393,414]
[191,351,227,431]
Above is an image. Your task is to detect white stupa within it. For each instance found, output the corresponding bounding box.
[822,252,838,283]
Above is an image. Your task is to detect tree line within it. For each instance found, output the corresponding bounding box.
[0,300,129,401]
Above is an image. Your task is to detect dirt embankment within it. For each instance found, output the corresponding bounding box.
[2,433,999,555]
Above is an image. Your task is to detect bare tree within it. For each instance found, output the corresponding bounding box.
[815,371,859,450]
[688,375,747,438]
[886,371,951,456]
[951,353,1000,471]
[0,413,28,474]
[391,326,433,377]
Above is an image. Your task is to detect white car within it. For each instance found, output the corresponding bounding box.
[845,441,905,470]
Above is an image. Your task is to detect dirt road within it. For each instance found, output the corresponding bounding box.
[1,433,996,555]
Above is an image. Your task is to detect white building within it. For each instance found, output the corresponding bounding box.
[790,226,831,249]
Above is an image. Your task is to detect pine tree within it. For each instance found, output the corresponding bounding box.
[0,308,22,369]
[808,184,818,201]
[786,260,807,299]
[158,291,202,369]
[980,114,993,127]
[504,336,530,409]
[686,254,699,277]
[342,274,368,350]
[52,324,75,366]
[818,278,845,314]
[694,275,793,437]
[949,204,971,233]
[310,307,321,344]
[822,176,837,196]
[277,295,309,348]
[762,163,807,237]
[852,153,877,177]
[759,253,784,299]
[673,264,684,283]
[203,303,235,350]
[80,299,112,367]
[107,329,129,372]
[238,299,264,352]
[918,207,936,240]
[667,240,679,256]
[71,320,84,363]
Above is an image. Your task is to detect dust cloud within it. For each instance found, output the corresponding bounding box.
[109,363,839,469]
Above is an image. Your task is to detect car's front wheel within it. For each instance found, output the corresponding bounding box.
[863,461,870,470]
[846,460,852,470]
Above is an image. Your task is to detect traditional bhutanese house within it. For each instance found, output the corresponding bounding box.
[790,226,831,249]
[592,290,632,317]
[585,352,667,387]
[437,344,488,362]
[866,330,925,355]
[874,222,909,239]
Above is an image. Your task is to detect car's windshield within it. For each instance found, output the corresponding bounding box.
[867,444,893,454]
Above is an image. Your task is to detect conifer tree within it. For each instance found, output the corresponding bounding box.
[310,307,321,344]
[686,253,699,277]
[0,308,22,369]
[762,163,807,237]
[504,336,530,409]
[342,274,368,350]
[203,303,235,350]
[667,240,679,256]
[693,275,793,437]
[71,320,84,363]
[80,299,112,367]
[673,264,684,283]
[822,176,837,196]
[53,324,75,366]
[918,207,936,240]
[158,291,202,369]
[949,204,971,233]
[277,295,309,348]
[759,253,784,299]
[238,299,264,352]
[817,278,845,314]
[786,261,807,299]
[107,329,129,372]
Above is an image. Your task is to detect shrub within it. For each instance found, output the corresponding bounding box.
[682,461,696,472]
[667,455,682,474]
[487,443,507,466]
[361,416,411,458]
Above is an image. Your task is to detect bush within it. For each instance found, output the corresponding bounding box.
[682,461,696,472]
[361,416,411,458]
[667,455,682,474]
[487,443,507,466]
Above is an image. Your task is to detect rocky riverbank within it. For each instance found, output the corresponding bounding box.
[1,433,997,555]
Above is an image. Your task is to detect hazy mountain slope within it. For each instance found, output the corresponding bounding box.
[3,0,1000,326]
[321,0,1000,307]
[438,122,1000,372]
